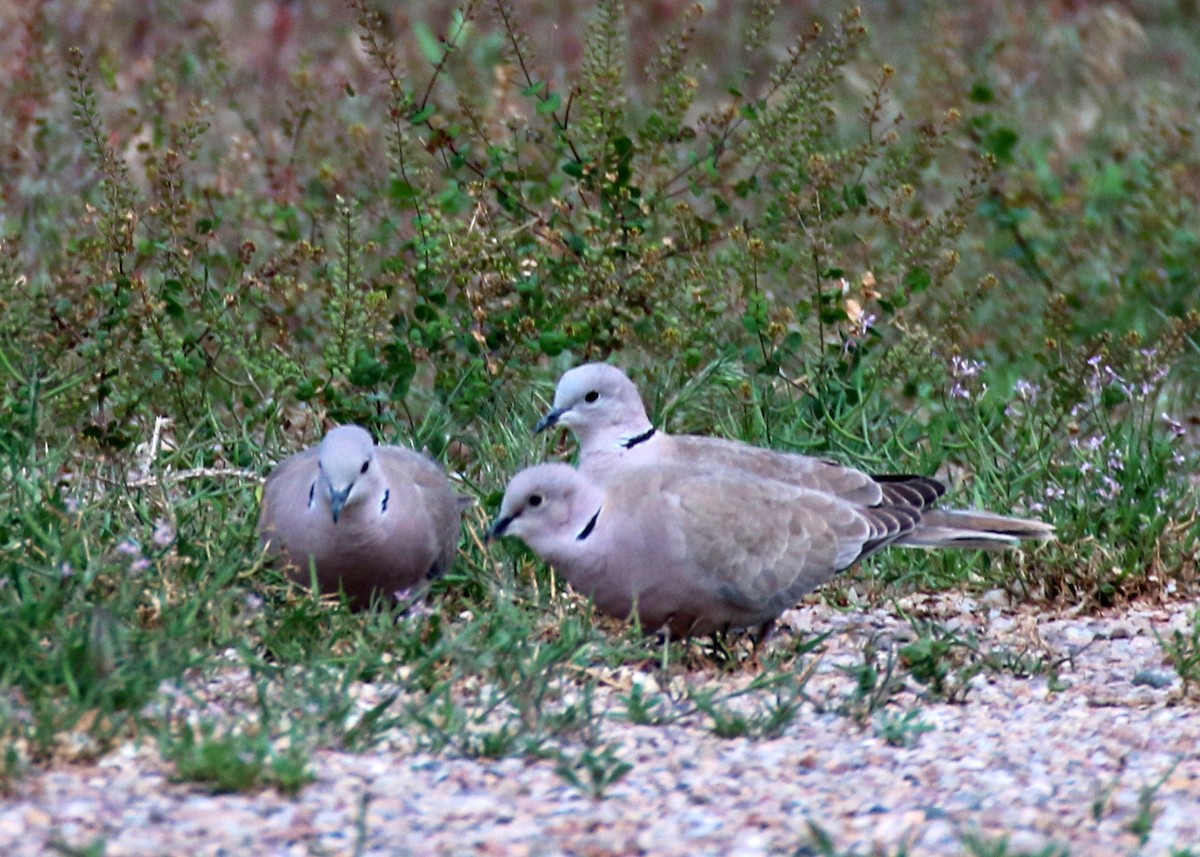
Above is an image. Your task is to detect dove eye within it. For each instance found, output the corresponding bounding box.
[584,391,599,403]
[528,494,543,507]
[360,461,370,474]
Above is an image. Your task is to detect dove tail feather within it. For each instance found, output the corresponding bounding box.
[899,508,1055,551]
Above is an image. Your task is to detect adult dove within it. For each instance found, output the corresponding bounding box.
[535,363,1054,548]
[488,462,925,638]
[258,424,464,609]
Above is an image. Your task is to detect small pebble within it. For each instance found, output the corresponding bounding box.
[0,599,1197,856]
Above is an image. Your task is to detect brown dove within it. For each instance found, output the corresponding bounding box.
[535,363,1054,549]
[258,424,464,608]
[488,462,929,638]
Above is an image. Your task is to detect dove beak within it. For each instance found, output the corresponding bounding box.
[485,514,515,543]
[329,486,352,524]
[533,407,565,435]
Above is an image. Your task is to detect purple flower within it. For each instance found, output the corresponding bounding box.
[1097,474,1122,500]
[1014,379,1040,401]
[948,354,987,400]
[1161,413,1185,438]
[152,520,176,548]
[951,354,984,378]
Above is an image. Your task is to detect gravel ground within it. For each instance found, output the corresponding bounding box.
[3,595,1198,856]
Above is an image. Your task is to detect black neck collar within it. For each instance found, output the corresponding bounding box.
[621,427,656,450]
[576,506,601,541]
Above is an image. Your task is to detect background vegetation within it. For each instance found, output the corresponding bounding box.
[0,0,1197,843]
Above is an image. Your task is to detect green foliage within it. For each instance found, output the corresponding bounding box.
[1128,762,1180,847]
[959,830,1070,857]
[1156,610,1200,697]
[0,425,252,763]
[803,820,911,857]
[874,708,934,748]
[899,626,977,703]
[553,741,633,800]
[831,636,906,724]
[161,720,313,795]
[687,672,806,739]
[3,0,994,451]
[46,836,109,857]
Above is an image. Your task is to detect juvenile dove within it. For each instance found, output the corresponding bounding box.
[258,424,464,608]
[535,363,1054,548]
[488,462,923,638]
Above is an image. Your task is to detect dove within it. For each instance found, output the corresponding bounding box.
[488,462,923,638]
[258,424,465,609]
[535,363,1054,548]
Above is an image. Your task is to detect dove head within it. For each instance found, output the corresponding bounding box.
[487,464,604,548]
[534,363,652,448]
[317,425,378,524]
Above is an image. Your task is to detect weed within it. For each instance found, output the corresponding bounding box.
[1155,610,1200,697]
[800,819,910,856]
[554,742,634,800]
[47,838,109,857]
[161,720,313,795]
[1128,761,1181,847]
[959,829,1070,857]
[620,679,682,728]
[875,709,934,748]
[687,672,808,739]
[831,636,907,724]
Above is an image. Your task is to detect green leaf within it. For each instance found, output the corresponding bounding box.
[414,22,445,65]
[349,350,385,388]
[409,105,435,125]
[741,292,769,335]
[437,185,469,214]
[982,126,1018,163]
[904,267,932,294]
[734,176,760,198]
[162,279,185,320]
[537,92,562,114]
[538,330,569,356]
[843,183,868,209]
[389,179,419,204]
[969,81,994,104]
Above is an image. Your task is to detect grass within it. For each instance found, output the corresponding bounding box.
[1155,609,1200,697]
[0,0,1199,853]
[160,720,313,795]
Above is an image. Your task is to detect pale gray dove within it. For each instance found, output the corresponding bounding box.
[258,424,465,608]
[535,362,1054,550]
[488,462,924,638]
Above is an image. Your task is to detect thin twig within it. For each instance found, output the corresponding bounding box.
[126,467,262,489]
